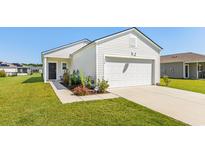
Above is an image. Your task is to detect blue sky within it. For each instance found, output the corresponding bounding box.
[0,27,205,63]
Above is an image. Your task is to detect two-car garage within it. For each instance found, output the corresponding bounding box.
[104,57,154,88]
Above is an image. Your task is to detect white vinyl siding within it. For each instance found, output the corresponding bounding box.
[129,37,137,48]
[71,44,96,79]
[97,32,160,84]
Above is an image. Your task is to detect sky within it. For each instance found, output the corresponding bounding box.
[0,27,205,64]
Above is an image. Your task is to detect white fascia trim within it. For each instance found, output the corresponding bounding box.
[95,29,133,44]
[104,54,155,60]
[44,55,71,59]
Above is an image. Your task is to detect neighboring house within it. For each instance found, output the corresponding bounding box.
[0,62,31,76]
[17,67,31,76]
[161,52,205,79]
[30,66,43,73]
[42,27,162,88]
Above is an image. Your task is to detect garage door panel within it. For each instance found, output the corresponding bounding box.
[104,57,153,87]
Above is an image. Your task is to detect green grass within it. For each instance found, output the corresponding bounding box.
[0,74,187,126]
[161,78,205,94]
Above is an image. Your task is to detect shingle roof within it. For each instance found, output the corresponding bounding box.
[161,52,205,63]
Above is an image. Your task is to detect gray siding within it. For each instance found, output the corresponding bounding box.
[198,62,205,78]
[161,62,184,78]
[189,63,197,79]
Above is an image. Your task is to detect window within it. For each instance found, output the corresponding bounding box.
[129,38,137,48]
[198,64,203,72]
[62,63,67,70]
[170,67,174,73]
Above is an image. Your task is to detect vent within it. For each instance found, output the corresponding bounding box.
[129,38,137,48]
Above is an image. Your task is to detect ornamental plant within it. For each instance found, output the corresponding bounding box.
[97,79,109,93]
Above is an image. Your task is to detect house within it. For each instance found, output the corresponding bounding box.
[0,62,31,76]
[17,66,31,76]
[42,27,162,88]
[161,52,205,79]
[30,66,43,73]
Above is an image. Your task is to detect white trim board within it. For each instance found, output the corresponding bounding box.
[104,54,155,60]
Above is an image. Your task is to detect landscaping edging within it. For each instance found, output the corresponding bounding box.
[49,81,119,104]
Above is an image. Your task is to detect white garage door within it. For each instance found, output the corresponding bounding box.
[104,57,153,88]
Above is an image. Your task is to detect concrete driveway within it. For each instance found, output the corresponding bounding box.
[109,86,205,126]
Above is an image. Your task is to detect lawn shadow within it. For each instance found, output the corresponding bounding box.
[22,77,43,84]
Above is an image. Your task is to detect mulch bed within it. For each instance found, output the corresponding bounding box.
[60,82,109,96]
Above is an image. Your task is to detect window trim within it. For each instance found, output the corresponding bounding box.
[198,64,203,72]
[61,62,67,70]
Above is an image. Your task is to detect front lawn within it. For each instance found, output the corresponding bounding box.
[160,78,205,94]
[0,74,187,126]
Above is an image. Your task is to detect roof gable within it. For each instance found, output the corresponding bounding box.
[94,27,163,50]
[71,27,163,57]
[42,39,90,58]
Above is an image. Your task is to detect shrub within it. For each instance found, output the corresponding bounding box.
[85,76,92,89]
[73,85,89,96]
[0,70,6,77]
[97,79,109,93]
[63,69,70,86]
[70,70,81,86]
[163,75,171,86]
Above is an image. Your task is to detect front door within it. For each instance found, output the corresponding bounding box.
[185,64,189,78]
[49,63,56,79]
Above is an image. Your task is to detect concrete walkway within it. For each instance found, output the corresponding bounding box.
[109,86,205,126]
[49,81,118,104]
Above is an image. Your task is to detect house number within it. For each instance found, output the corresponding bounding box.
[131,52,136,56]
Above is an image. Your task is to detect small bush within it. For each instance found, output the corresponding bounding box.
[163,75,171,86]
[73,85,89,96]
[63,69,70,86]
[97,79,109,93]
[0,70,6,77]
[85,76,92,89]
[70,70,81,86]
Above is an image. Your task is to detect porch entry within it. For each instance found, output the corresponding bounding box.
[185,64,189,78]
[48,63,57,79]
